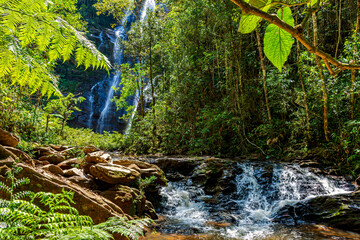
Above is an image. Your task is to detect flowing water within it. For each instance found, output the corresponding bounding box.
[88,0,156,133]
[155,162,358,239]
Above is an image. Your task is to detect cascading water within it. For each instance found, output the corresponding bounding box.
[158,162,356,239]
[88,0,156,133]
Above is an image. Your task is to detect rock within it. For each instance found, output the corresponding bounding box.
[82,145,100,154]
[4,146,31,162]
[144,200,158,219]
[0,129,19,147]
[57,158,81,170]
[34,146,57,157]
[82,151,111,173]
[89,163,141,185]
[63,168,84,177]
[49,144,69,151]
[39,154,66,164]
[0,145,16,160]
[33,159,50,166]
[0,160,125,224]
[113,159,167,186]
[67,175,95,189]
[41,164,64,175]
[147,157,203,176]
[101,185,146,216]
[277,191,360,233]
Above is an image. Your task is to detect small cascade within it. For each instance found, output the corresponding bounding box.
[158,162,354,239]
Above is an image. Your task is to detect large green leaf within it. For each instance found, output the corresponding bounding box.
[264,7,295,72]
[238,0,271,34]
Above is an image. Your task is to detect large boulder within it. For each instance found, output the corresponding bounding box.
[84,151,111,164]
[89,163,141,185]
[276,191,360,233]
[100,185,146,216]
[39,153,66,164]
[113,159,167,186]
[4,146,32,162]
[0,159,126,224]
[0,145,16,160]
[0,129,19,147]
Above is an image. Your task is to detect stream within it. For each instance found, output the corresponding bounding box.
[147,161,360,239]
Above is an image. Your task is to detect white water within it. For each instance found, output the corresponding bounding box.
[159,162,352,239]
[94,0,156,133]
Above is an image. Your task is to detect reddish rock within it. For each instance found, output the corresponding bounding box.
[63,168,84,177]
[100,185,146,216]
[0,129,19,147]
[39,154,66,164]
[67,175,95,189]
[84,151,111,164]
[34,146,57,157]
[49,144,69,151]
[89,163,141,185]
[4,146,31,161]
[0,160,125,224]
[113,159,167,186]
[82,145,100,154]
[41,164,64,175]
[0,145,16,160]
[57,158,81,170]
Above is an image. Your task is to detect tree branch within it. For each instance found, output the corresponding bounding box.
[230,0,360,75]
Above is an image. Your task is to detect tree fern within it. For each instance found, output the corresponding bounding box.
[0,163,153,240]
[0,0,111,97]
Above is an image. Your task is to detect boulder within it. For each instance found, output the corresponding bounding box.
[82,145,100,155]
[89,163,141,185]
[4,146,31,162]
[63,168,84,177]
[113,159,167,186]
[276,191,360,233]
[57,158,81,170]
[49,144,69,151]
[144,200,158,219]
[67,175,95,189]
[0,129,19,147]
[33,146,57,157]
[39,154,66,164]
[84,151,111,164]
[41,164,64,175]
[100,185,146,216]
[0,160,125,224]
[0,145,16,160]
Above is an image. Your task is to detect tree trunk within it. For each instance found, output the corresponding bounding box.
[297,40,311,139]
[313,12,330,142]
[256,30,272,123]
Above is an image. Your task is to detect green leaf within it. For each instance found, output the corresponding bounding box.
[238,0,272,34]
[264,7,295,71]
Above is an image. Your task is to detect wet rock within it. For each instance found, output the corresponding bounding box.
[0,129,19,147]
[57,158,81,170]
[278,191,360,232]
[0,160,125,223]
[89,163,141,185]
[100,185,146,216]
[41,164,64,175]
[144,200,158,219]
[147,157,204,176]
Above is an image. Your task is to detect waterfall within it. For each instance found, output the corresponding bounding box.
[88,0,156,133]
[158,162,353,239]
